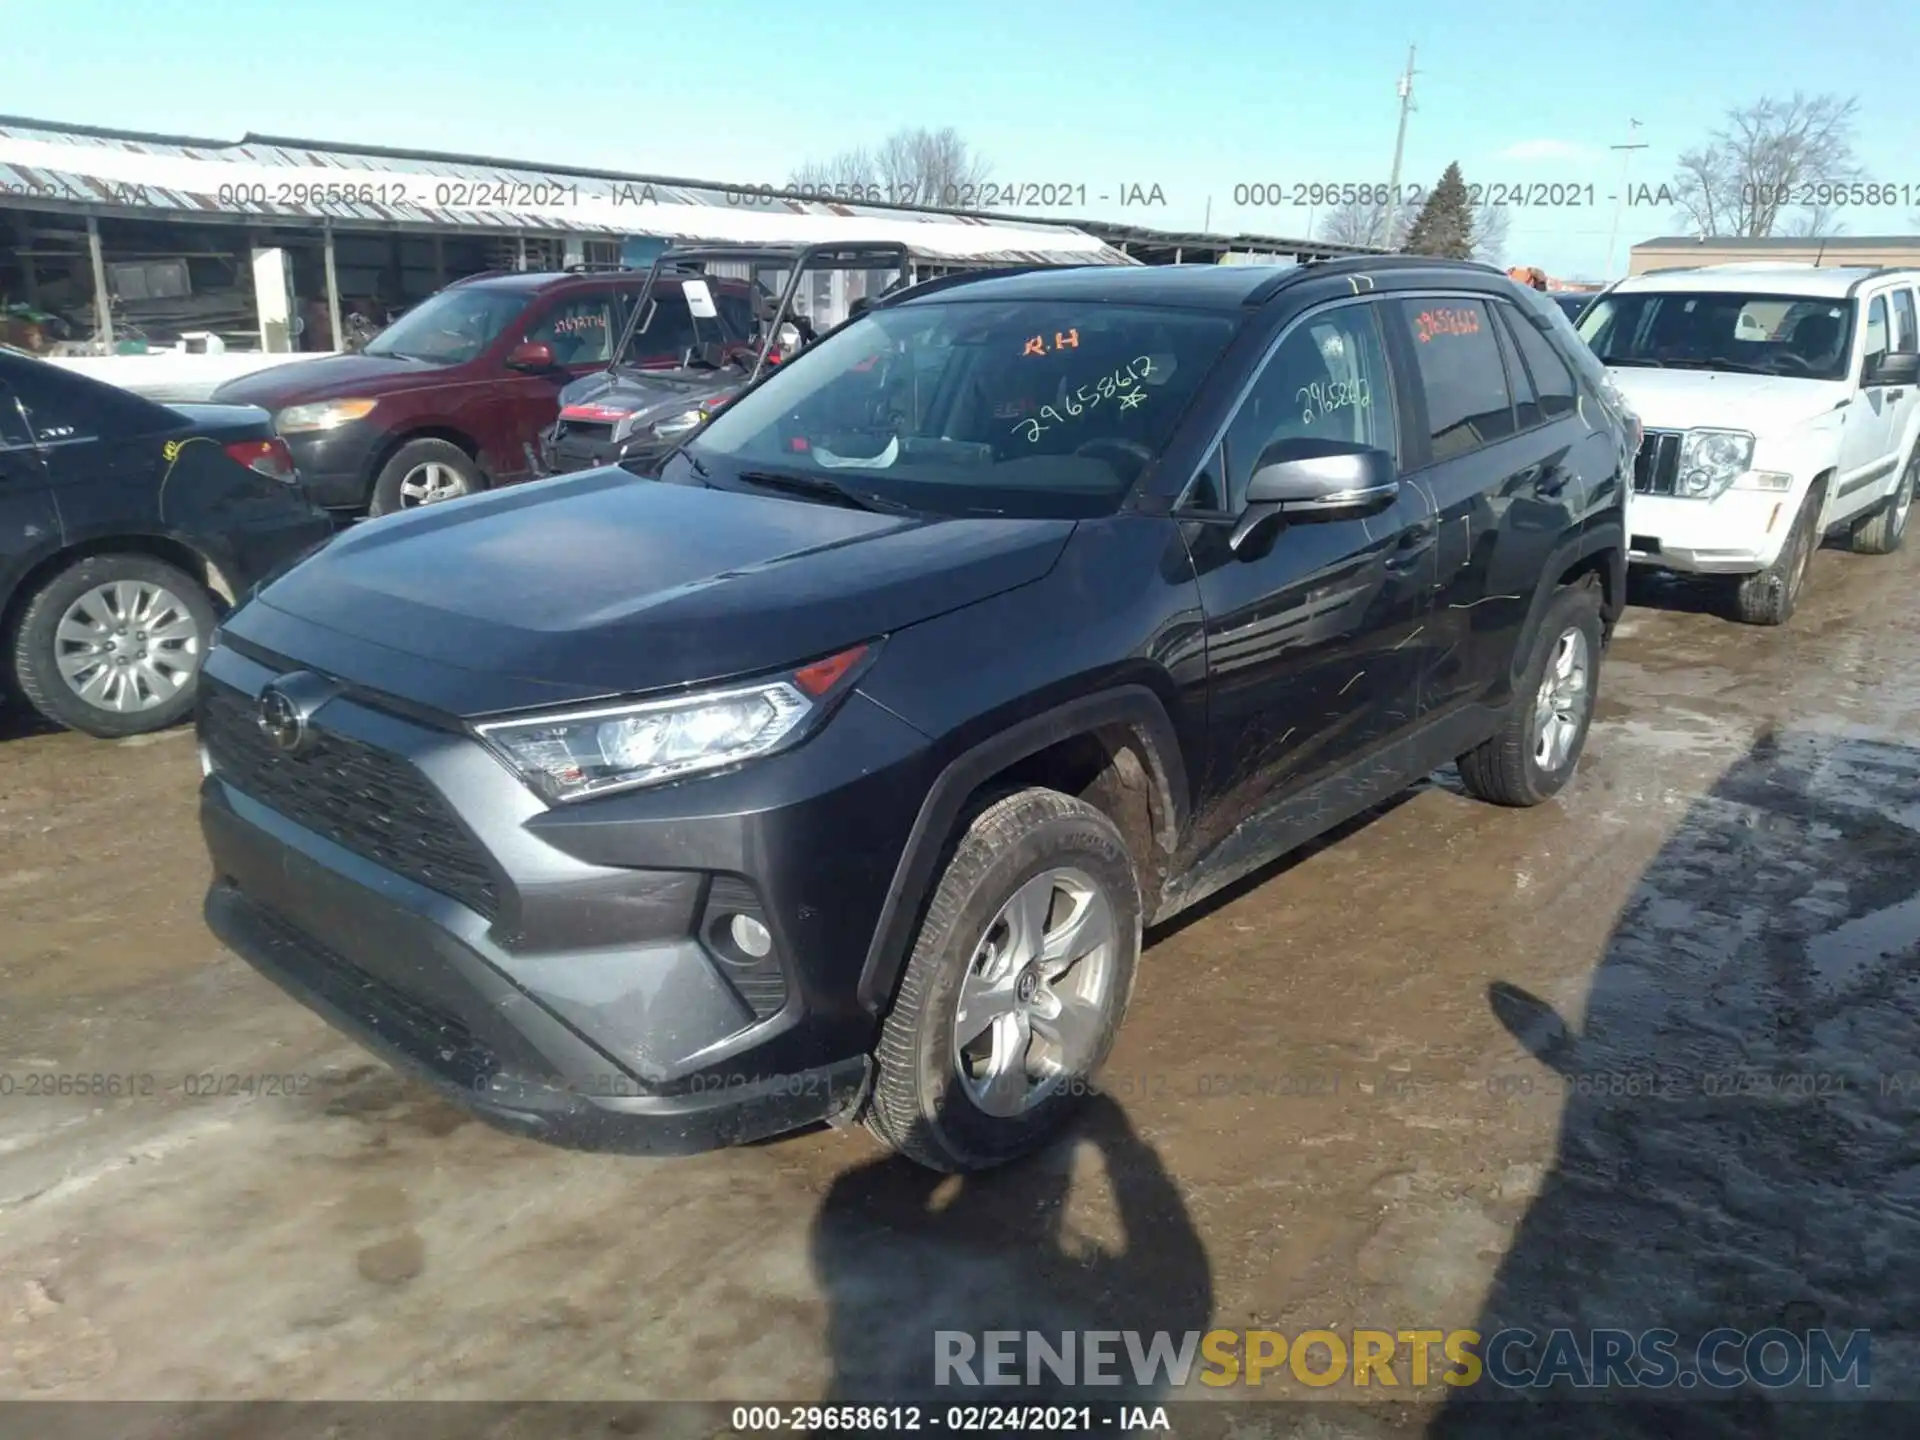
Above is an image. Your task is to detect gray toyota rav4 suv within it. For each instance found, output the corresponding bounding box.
[198,257,1632,1172]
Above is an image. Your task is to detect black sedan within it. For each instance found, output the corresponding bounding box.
[0,348,337,737]
[1551,292,1596,324]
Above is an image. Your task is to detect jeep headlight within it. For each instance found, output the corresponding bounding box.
[1675,429,1755,499]
[474,643,874,802]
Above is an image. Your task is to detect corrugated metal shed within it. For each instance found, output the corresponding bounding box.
[0,115,1136,267]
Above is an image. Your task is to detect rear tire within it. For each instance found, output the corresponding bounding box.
[865,787,1141,1173]
[1731,484,1822,626]
[368,439,482,517]
[8,554,215,738]
[1456,579,1603,808]
[1849,450,1915,555]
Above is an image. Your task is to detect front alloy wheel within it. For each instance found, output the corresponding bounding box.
[953,866,1121,1118]
[866,787,1142,1172]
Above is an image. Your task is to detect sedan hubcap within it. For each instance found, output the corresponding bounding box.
[54,581,202,712]
[397,461,468,506]
[953,866,1119,1118]
[1532,627,1591,773]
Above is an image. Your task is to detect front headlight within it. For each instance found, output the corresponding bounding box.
[473,642,875,803]
[275,398,379,433]
[1675,429,1755,499]
[649,409,706,441]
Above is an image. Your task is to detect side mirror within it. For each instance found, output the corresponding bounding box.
[1865,350,1920,387]
[506,341,557,371]
[1229,437,1398,553]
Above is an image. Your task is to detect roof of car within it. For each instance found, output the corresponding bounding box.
[891,256,1507,311]
[446,268,744,293]
[1609,264,1918,298]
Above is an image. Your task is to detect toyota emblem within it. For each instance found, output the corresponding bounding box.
[256,685,307,754]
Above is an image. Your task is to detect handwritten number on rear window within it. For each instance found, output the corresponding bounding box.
[1012,356,1155,443]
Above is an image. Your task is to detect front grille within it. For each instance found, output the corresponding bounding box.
[1633,429,1683,495]
[202,684,501,920]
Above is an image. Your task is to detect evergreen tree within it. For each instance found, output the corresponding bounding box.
[1400,162,1476,260]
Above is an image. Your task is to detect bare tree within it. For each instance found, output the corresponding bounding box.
[789,147,878,193]
[1316,197,1407,249]
[876,127,992,207]
[789,127,991,207]
[1472,204,1511,266]
[1671,93,1861,236]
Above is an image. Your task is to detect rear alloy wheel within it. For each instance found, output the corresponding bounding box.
[1732,485,1821,626]
[866,787,1141,1172]
[368,438,483,516]
[9,554,216,737]
[1456,579,1604,807]
[1850,450,1915,555]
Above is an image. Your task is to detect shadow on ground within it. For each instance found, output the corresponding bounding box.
[1432,728,1920,1439]
[810,1093,1211,1407]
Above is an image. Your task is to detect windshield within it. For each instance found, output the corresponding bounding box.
[1578,290,1855,381]
[683,299,1239,517]
[362,287,527,364]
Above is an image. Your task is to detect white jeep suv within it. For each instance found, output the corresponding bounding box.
[1578,263,1919,624]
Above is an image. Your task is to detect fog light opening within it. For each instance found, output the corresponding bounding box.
[728,914,773,959]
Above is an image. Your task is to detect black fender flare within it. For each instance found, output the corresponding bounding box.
[854,684,1190,1014]
[1507,519,1626,693]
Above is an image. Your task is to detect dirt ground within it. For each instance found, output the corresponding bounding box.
[1,537,1917,1438]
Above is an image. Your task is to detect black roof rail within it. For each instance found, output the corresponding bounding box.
[1242,252,1504,306]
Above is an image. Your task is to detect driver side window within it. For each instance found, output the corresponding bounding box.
[1221,302,1396,510]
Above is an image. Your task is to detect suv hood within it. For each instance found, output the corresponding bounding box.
[558,368,747,440]
[1604,367,1846,434]
[212,352,452,409]
[232,469,1073,716]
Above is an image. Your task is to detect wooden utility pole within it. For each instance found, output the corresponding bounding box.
[1380,45,1419,249]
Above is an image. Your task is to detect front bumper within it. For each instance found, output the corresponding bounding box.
[195,641,933,1154]
[281,424,383,509]
[1625,489,1802,574]
[539,423,674,479]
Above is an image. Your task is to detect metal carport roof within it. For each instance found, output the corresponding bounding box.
[0,115,1137,267]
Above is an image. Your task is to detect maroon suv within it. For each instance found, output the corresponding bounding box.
[213,269,752,515]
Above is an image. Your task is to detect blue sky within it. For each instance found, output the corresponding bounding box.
[9,0,1919,279]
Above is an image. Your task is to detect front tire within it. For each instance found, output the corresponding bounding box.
[1456,579,1603,808]
[865,788,1142,1173]
[1731,484,1821,625]
[1850,450,1915,555]
[368,439,482,516]
[8,554,216,738]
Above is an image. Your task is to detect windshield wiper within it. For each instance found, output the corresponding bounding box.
[735,469,912,514]
[1603,356,1667,368]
